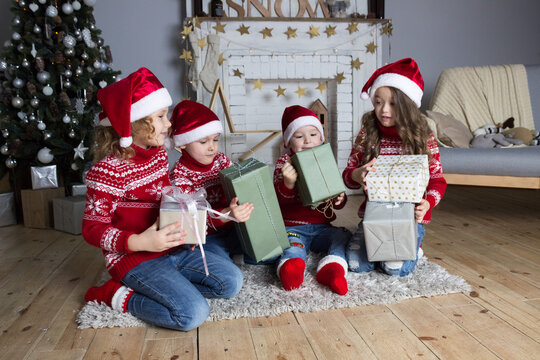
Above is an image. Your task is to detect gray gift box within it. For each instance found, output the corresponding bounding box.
[53,196,86,234]
[363,201,417,262]
[0,192,17,227]
[31,165,58,189]
[71,183,87,196]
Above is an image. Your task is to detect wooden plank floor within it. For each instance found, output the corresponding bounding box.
[0,186,539,359]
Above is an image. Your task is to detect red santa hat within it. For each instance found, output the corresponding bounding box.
[170,100,224,147]
[97,67,172,147]
[360,58,424,107]
[281,105,325,146]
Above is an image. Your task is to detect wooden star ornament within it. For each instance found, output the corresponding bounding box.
[260,27,273,39]
[380,23,393,36]
[253,78,264,90]
[324,25,337,37]
[233,68,243,78]
[365,42,378,54]
[307,25,320,38]
[315,81,327,94]
[335,72,346,84]
[346,22,359,34]
[237,24,250,35]
[274,85,286,97]
[294,86,306,98]
[197,37,208,50]
[181,25,193,37]
[351,58,364,70]
[179,49,193,63]
[213,22,226,34]
[284,27,298,39]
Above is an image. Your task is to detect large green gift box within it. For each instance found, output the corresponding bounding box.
[219,159,289,262]
[291,143,346,206]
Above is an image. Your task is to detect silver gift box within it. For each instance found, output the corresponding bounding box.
[31,165,58,189]
[0,192,17,227]
[53,196,86,234]
[71,183,87,196]
[363,201,417,262]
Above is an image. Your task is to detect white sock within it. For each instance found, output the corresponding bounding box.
[384,260,404,270]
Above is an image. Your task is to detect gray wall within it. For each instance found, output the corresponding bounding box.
[1,0,540,109]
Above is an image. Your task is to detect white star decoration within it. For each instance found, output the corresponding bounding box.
[74,141,89,160]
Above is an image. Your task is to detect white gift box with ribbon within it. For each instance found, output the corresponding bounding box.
[366,155,429,203]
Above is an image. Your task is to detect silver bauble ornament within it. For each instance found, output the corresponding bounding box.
[30,97,40,107]
[72,0,81,10]
[2,129,9,138]
[12,32,22,41]
[21,58,30,68]
[81,52,88,60]
[12,17,21,26]
[68,129,76,138]
[46,5,58,17]
[93,60,101,69]
[100,63,107,71]
[71,118,79,125]
[62,3,74,14]
[17,111,27,120]
[62,114,71,124]
[71,162,79,171]
[13,77,25,88]
[38,0,46,4]
[28,113,36,122]
[64,48,75,56]
[42,85,53,96]
[97,38,104,46]
[64,79,72,88]
[37,147,54,163]
[37,121,46,130]
[63,35,76,49]
[19,0,26,7]
[75,67,83,76]
[17,44,24,52]
[43,131,53,140]
[33,24,42,34]
[0,60,7,71]
[64,69,73,78]
[5,157,17,169]
[0,144,8,155]
[11,96,23,108]
[89,24,96,30]
[37,71,50,84]
[84,0,96,6]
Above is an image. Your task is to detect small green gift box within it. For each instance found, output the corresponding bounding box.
[291,143,346,206]
[219,159,289,262]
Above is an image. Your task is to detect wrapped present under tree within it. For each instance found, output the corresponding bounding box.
[53,196,85,234]
[291,143,346,206]
[21,187,65,228]
[219,159,289,262]
[0,192,17,227]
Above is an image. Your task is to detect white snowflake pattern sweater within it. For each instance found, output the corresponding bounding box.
[170,150,233,233]
[82,145,171,281]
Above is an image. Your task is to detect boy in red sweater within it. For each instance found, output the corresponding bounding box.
[274,106,351,295]
[82,69,242,331]
[342,58,447,276]
[170,100,254,261]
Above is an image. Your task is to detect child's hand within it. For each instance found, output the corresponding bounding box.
[414,199,430,223]
[128,220,187,252]
[281,161,298,189]
[351,158,377,192]
[334,192,345,206]
[225,197,254,223]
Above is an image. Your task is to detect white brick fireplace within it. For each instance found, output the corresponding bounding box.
[186,19,383,171]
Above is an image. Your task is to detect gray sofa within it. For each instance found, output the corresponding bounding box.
[429,64,540,189]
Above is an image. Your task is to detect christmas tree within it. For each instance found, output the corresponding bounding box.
[0,0,119,185]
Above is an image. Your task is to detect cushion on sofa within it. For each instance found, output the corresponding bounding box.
[426,110,473,148]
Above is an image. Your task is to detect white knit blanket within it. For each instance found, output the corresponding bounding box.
[429,64,534,131]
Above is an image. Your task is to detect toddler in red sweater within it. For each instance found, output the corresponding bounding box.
[82,69,242,331]
[169,100,254,261]
[342,58,447,276]
[274,106,351,295]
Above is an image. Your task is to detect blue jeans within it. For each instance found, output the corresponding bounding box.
[280,223,350,263]
[122,246,243,331]
[347,222,425,277]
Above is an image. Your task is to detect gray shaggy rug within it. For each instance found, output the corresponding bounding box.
[76,254,470,329]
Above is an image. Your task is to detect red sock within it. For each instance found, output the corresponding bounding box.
[279,258,305,291]
[84,279,133,312]
[316,262,348,296]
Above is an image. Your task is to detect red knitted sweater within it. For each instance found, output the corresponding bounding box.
[82,145,172,282]
[342,124,446,223]
[169,150,233,233]
[274,153,346,226]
